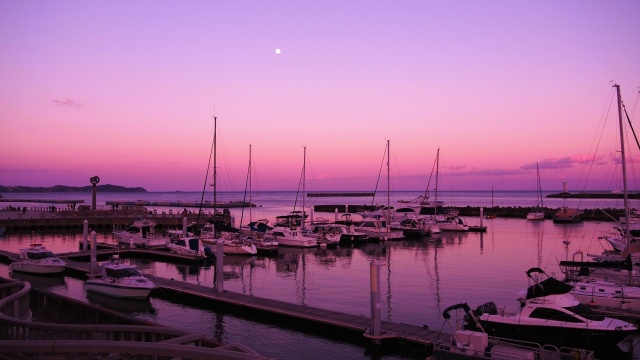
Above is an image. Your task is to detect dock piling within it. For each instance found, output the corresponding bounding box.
[215,240,224,293]
[82,220,88,251]
[90,231,97,275]
[182,217,188,237]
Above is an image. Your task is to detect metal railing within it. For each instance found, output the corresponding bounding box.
[0,281,270,359]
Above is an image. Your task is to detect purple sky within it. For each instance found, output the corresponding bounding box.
[1,1,640,192]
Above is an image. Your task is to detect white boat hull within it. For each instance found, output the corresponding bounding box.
[527,212,545,220]
[10,262,65,275]
[276,238,318,248]
[86,279,154,299]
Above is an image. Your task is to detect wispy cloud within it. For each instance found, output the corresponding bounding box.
[52,99,83,108]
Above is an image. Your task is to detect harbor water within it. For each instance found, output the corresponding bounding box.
[0,190,637,359]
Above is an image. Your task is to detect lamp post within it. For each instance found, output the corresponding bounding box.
[90,176,100,211]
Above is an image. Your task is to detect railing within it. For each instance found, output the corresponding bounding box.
[0,281,269,359]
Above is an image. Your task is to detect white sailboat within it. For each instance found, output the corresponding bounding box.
[526,163,545,220]
[265,147,318,248]
[562,84,640,313]
[199,119,258,256]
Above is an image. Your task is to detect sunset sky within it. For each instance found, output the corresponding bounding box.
[2,1,640,192]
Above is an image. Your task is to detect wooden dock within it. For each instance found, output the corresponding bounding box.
[0,247,443,351]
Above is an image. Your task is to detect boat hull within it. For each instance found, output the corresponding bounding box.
[477,318,634,349]
[85,280,154,300]
[10,262,65,275]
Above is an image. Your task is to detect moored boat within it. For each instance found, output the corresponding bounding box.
[9,244,66,275]
[85,255,155,300]
[113,218,158,247]
[464,268,637,350]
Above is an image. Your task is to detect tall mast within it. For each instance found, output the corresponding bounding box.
[302,146,306,230]
[615,85,631,280]
[249,144,252,228]
[387,139,391,228]
[434,148,440,217]
[213,116,217,239]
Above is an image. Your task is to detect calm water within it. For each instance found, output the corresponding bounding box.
[0,191,636,359]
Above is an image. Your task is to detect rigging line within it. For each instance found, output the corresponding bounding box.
[579,89,615,192]
[239,145,251,229]
[196,120,216,226]
[623,105,640,151]
[369,144,387,207]
[292,149,305,213]
[622,104,640,191]
[422,152,438,200]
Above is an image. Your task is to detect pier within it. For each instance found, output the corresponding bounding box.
[547,191,640,199]
[0,247,443,357]
[307,192,375,197]
[105,200,253,208]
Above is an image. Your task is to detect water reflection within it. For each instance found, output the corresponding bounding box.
[10,271,67,291]
[86,291,155,315]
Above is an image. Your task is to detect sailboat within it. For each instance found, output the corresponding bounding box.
[264,147,318,248]
[357,140,404,240]
[526,163,545,220]
[560,84,640,313]
[199,117,257,256]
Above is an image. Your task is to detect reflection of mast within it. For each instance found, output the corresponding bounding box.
[434,242,441,315]
[537,228,544,267]
[386,248,392,322]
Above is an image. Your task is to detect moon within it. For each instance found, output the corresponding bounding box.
[275,48,281,55]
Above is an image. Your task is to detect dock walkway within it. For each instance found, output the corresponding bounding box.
[0,247,443,351]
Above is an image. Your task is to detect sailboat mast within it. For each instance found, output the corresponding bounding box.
[387,139,390,226]
[434,148,440,217]
[249,144,252,227]
[213,116,217,239]
[302,146,306,230]
[616,84,631,262]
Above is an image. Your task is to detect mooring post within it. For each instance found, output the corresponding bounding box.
[370,259,381,337]
[82,220,89,251]
[183,217,188,237]
[215,240,224,293]
[480,207,484,227]
[335,208,339,221]
[345,204,349,213]
[90,231,97,275]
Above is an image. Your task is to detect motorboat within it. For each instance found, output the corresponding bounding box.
[166,222,198,240]
[274,210,308,227]
[265,225,318,248]
[356,217,404,241]
[9,244,66,275]
[432,303,595,360]
[464,268,637,349]
[166,236,204,256]
[390,217,439,237]
[434,215,469,232]
[85,255,155,299]
[113,218,158,247]
[201,234,258,255]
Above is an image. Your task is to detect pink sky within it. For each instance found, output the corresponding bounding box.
[1,1,640,192]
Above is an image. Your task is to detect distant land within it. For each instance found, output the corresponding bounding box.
[0,184,147,193]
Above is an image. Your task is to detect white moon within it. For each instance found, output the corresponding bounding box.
[275,48,281,55]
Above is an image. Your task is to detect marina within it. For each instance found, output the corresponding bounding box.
[1,190,640,359]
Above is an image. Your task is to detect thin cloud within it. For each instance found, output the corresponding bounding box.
[52,99,83,108]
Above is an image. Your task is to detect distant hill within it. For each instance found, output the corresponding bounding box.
[0,184,147,193]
